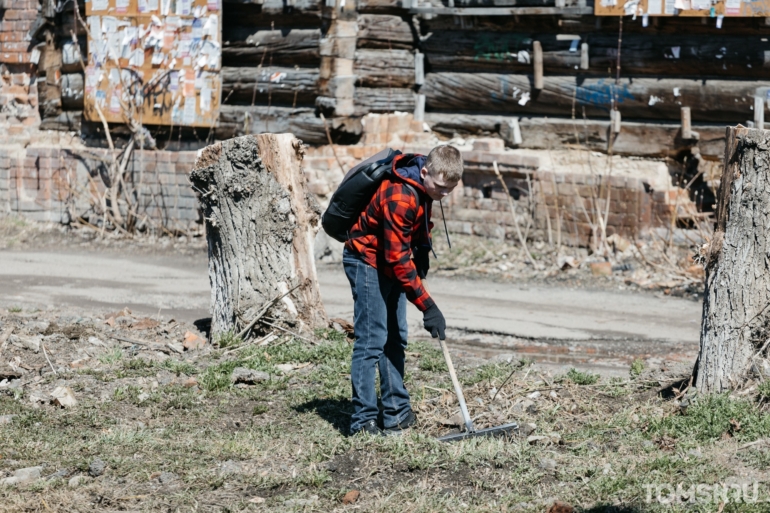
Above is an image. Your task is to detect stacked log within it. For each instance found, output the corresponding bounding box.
[422,73,765,123]
[353,14,417,114]
[222,1,323,113]
[222,66,320,105]
[421,31,770,78]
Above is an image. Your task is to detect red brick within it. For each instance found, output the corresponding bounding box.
[15,20,34,31]
[0,52,31,64]
[0,32,23,42]
[1,42,29,53]
[5,10,38,21]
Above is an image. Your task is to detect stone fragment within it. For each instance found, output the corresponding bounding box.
[538,458,557,471]
[51,386,77,408]
[183,331,206,350]
[342,490,360,504]
[0,466,43,486]
[158,471,177,484]
[231,367,269,384]
[167,342,184,354]
[68,475,92,488]
[9,334,41,353]
[547,501,575,513]
[590,262,612,276]
[89,458,106,477]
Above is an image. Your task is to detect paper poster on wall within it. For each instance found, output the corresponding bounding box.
[89,16,102,38]
[85,0,221,127]
[647,0,663,13]
[176,0,192,15]
[183,97,197,124]
[664,0,676,13]
[725,0,741,14]
[207,0,220,10]
[110,92,122,113]
[200,87,211,112]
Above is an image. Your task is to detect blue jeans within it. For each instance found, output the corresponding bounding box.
[343,248,412,433]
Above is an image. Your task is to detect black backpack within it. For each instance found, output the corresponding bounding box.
[321,148,402,243]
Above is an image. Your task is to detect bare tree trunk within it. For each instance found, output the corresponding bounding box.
[190,134,327,338]
[696,126,770,393]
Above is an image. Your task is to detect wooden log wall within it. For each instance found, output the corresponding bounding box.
[35,0,770,164]
[414,11,770,131]
[35,1,87,132]
[222,0,323,109]
[354,14,418,114]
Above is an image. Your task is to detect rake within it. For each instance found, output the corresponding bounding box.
[436,338,518,442]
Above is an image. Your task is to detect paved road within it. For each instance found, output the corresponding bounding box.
[0,250,702,370]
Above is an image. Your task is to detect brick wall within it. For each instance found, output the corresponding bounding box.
[0,112,688,245]
[0,144,200,229]
[0,0,40,143]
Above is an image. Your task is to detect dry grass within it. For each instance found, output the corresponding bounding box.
[2,307,770,512]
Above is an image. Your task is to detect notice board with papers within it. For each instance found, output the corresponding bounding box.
[83,0,222,127]
[594,0,770,17]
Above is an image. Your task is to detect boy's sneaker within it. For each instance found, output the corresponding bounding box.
[383,411,417,436]
[353,420,383,437]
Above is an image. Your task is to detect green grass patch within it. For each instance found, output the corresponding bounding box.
[647,394,770,443]
[566,367,600,385]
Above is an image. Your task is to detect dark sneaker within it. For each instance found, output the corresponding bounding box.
[353,420,383,437]
[383,411,417,436]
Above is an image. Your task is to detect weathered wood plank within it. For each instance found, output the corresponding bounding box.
[424,113,728,157]
[355,49,414,88]
[422,72,766,123]
[421,13,770,36]
[222,66,319,106]
[357,14,414,49]
[354,87,415,115]
[223,29,321,66]
[40,111,82,132]
[422,32,770,77]
[61,73,84,110]
[217,105,327,144]
[222,1,322,29]
[409,6,593,14]
[356,0,410,13]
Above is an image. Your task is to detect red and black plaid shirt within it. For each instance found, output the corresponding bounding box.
[345,154,435,311]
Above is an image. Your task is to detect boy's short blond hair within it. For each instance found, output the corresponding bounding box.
[425,145,463,183]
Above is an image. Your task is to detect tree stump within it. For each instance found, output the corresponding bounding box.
[190,134,327,338]
[696,126,770,392]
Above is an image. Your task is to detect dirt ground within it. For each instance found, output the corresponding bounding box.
[5,217,765,513]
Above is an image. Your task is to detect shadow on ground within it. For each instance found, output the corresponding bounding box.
[294,398,353,436]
